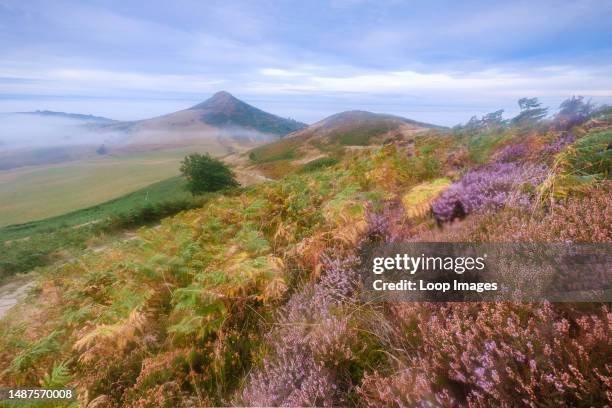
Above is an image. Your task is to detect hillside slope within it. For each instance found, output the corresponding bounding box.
[239,110,443,177]
[0,176,189,242]
[189,91,306,135]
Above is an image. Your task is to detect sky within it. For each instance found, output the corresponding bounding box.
[1,0,611,126]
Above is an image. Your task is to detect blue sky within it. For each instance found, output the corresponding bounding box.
[1,0,611,125]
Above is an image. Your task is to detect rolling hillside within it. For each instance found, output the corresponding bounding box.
[0,176,189,242]
[238,110,443,177]
[293,110,443,144]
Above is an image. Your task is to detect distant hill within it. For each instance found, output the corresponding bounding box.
[287,110,442,145]
[245,110,443,167]
[103,91,307,150]
[189,91,306,136]
[18,110,116,123]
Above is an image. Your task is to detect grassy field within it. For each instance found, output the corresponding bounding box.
[0,145,224,227]
[0,176,189,242]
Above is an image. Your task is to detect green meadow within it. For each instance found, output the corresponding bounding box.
[0,146,223,227]
[0,176,189,242]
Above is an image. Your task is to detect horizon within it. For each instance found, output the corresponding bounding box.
[3,89,608,129]
[1,0,612,126]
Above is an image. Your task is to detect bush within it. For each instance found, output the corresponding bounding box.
[299,157,340,172]
[180,153,239,195]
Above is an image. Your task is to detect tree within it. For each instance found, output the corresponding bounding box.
[481,109,505,129]
[554,95,595,129]
[457,109,505,132]
[180,153,239,195]
[511,97,548,126]
[463,115,482,130]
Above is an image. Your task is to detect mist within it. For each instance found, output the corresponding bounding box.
[0,113,121,151]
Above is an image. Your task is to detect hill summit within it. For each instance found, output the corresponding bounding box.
[189,90,241,110]
[189,91,306,136]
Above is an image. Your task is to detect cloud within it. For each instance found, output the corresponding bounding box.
[260,68,309,77]
[247,65,612,99]
[0,68,227,97]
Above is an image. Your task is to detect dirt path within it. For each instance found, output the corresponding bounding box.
[0,276,34,319]
[234,169,273,185]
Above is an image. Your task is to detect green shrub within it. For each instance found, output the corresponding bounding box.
[299,157,340,172]
[180,153,239,195]
[571,130,611,177]
[466,132,505,164]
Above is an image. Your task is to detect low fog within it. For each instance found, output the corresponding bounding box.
[0,112,278,171]
[0,113,120,151]
[0,113,129,171]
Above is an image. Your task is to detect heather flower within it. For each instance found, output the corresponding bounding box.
[358,302,611,407]
[365,204,408,243]
[495,143,527,162]
[239,346,340,407]
[238,254,361,406]
[432,162,547,223]
[313,255,360,307]
[543,132,575,154]
[433,182,612,243]
[365,210,390,242]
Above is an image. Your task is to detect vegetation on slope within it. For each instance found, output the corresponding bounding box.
[0,100,610,406]
[246,110,440,168]
[0,177,189,242]
[0,177,211,282]
[298,157,340,173]
[247,136,303,163]
[0,143,438,405]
